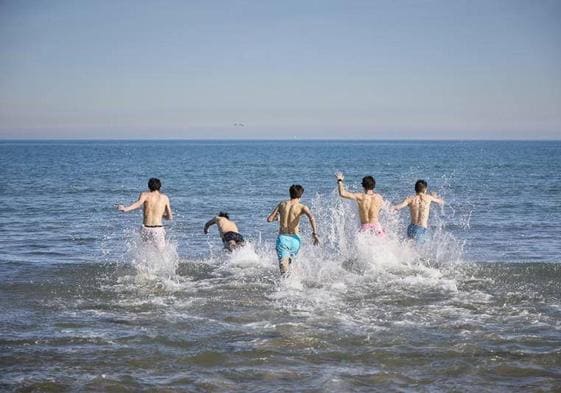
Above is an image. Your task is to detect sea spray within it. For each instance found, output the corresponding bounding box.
[117,227,184,291]
[262,191,465,315]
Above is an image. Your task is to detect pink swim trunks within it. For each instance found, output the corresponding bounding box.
[359,223,385,237]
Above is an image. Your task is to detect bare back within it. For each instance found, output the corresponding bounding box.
[142,192,170,226]
[408,194,436,228]
[215,217,239,236]
[277,200,307,234]
[355,193,384,225]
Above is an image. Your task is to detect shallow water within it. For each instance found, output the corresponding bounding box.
[2,249,560,392]
[1,140,560,391]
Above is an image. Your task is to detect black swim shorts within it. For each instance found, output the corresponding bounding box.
[223,231,244,244]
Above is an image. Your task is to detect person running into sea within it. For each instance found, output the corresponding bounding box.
[392,179,444,243]
[204,212,245,252]
[335,172,386,237]
[267,184,320,275]
[116,178,173,250]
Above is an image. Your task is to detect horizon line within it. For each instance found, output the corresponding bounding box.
[0,137,560,142]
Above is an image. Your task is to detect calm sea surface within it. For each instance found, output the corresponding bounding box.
[1,140,560,392]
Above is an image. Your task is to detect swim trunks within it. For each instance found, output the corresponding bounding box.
[407,224,428,242]
[140,225,166,250]
[223,231,244,245]
[359,222,385,237]
[275,234,301,261]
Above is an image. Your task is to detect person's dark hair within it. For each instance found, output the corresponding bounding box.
[289,184,304,199]
[218,211,229,219]
[415,179,428,193]
[361,176,375,191]
[148,178,161,191]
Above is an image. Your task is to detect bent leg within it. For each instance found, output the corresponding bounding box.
[276,235,301,275]
[228,240,238,251]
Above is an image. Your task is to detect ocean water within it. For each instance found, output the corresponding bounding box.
[1,140,560,392]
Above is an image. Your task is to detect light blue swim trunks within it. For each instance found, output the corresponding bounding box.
[276,234,301,261]
[407,224,428,242]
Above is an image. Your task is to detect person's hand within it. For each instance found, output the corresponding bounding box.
[312,233,320,246]
[117,204,126,212]
[203,228,208,234]
[431,191,440,198]
[335,172,344,182]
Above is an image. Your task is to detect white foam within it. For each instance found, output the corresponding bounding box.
[112,192,467,328]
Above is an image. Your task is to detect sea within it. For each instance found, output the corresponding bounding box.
[1,140,560,392]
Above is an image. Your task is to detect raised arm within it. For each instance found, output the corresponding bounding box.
[335,172,358,200]
[302,206,320,245]
[430,192,444,205]
[203,217,217,234]
[164,197,173,220]
[392,196,411,211]
[117,192,146,212]
[267,204,280,222]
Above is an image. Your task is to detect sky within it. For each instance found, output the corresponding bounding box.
[0,0,560,139]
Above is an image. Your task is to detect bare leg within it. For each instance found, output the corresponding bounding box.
[223,240,234,252]
[228,240,237,252]
[279,257,291,274]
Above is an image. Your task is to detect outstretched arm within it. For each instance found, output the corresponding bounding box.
[302,206,320,246]
[430,192,444,205]
[267,204,280,222]
[117,193,146,212]
[336,172,357,200]
[203,217,217,234]
[392,197,411,211]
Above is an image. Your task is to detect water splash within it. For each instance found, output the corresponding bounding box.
[223,191,468,314]
[119,228,183,291]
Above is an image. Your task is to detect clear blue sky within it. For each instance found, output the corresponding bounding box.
[1,0,560,139]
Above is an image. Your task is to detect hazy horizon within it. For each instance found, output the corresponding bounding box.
[1,1,560,140]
